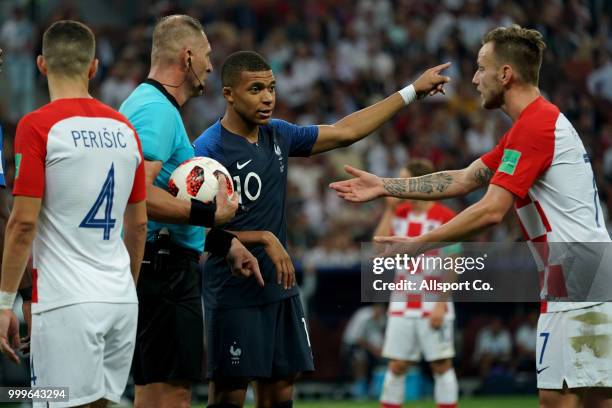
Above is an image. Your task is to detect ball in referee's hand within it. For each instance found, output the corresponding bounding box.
[168,157,233,203]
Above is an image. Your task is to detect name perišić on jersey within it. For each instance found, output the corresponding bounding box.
[71,128,128,149]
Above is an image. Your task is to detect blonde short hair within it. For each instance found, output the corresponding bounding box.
[483,25,546,86]
[151,15,205,65]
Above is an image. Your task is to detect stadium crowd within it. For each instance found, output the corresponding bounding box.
[4,0,611,261]
[0,0,611,398]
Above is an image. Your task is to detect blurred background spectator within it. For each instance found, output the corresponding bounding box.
[472,317,512,379]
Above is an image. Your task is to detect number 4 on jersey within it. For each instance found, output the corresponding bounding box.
[80,164,116,240]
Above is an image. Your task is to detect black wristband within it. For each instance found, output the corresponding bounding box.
[189,198,216,227]
[205,228,237,257]
[18,287,32,302]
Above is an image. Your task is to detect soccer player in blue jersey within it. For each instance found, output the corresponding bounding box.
[193,51,450,408]
[120,16,262,408]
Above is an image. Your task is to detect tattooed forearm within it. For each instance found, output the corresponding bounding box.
[474,167,493,186]
[383,178,408,196]
[383,172,454,197]
[409,173,453,193]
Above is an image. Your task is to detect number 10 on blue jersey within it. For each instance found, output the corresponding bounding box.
[79,164,116,240]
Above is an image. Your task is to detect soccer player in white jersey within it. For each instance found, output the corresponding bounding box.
[0,20,147,408]
[374,159,459,408]
[332,25,612,407]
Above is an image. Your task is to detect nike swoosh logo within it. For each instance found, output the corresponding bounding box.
[236,160,252,170]
[536,366,549,374]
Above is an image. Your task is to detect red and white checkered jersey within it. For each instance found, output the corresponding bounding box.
[13,98,146,313]
[388,202,456,318]
[481,96,611,313]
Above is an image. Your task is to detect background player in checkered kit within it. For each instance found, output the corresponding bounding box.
[331,24,612,408]
[0,20,148,407]
[373,159,459,408]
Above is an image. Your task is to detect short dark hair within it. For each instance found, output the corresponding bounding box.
[42,20,95,77]
[405,159,434,178]
[482,25,546,86]
[221,51,271,87]
[151,14,205,65]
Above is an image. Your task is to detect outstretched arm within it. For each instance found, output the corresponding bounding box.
[310,63,451,154]
[330,158,494,202]
[375,184,514,253]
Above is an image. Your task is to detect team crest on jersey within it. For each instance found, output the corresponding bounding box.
[230,341,242,365]
[272,135,284,173]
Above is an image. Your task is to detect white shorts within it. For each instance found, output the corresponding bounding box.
[31,302,138,407]
[537,302,612,389]
[382,316,454,362]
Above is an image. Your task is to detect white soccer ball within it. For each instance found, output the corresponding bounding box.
[168,157,234,203]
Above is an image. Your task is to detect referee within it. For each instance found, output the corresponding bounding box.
[120,15,262,408]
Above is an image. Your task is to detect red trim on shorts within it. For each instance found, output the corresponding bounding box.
[407,294,422,309]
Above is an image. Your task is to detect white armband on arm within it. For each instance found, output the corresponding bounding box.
[0,290,17,310]
[398,84,417,105]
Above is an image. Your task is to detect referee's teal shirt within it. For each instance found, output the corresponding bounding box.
[120,79,204,253]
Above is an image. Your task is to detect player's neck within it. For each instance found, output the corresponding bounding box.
[47,75,91,101]
[221,109,259,142]
[148,66,189,107]
[408,200,433,213]
[501,85,541,122]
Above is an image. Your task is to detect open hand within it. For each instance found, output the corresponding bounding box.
[373,235,425,258]
[329,165,385,203]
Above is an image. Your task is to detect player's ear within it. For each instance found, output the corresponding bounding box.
[223,86,234,103]
[185,49,192,71]
[36,55,47,76]
[500,64,512,85]
[88,58,99,80]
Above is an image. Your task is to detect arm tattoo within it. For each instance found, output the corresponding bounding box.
[383,178,407,196]
[474,166,494,186]
[383,172,453,197]
[409,173,453,194]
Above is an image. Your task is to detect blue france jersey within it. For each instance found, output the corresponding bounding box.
[120,81,204,252]
[194,119,318,308]
[0,125,5,187]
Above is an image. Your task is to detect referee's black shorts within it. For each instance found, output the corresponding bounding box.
[205,295,315,380]
[132,241,203,385]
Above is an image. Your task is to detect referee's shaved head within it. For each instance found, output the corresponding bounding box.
[222,51,271,87]
[42,20,95,77]
[151,15,205,65]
